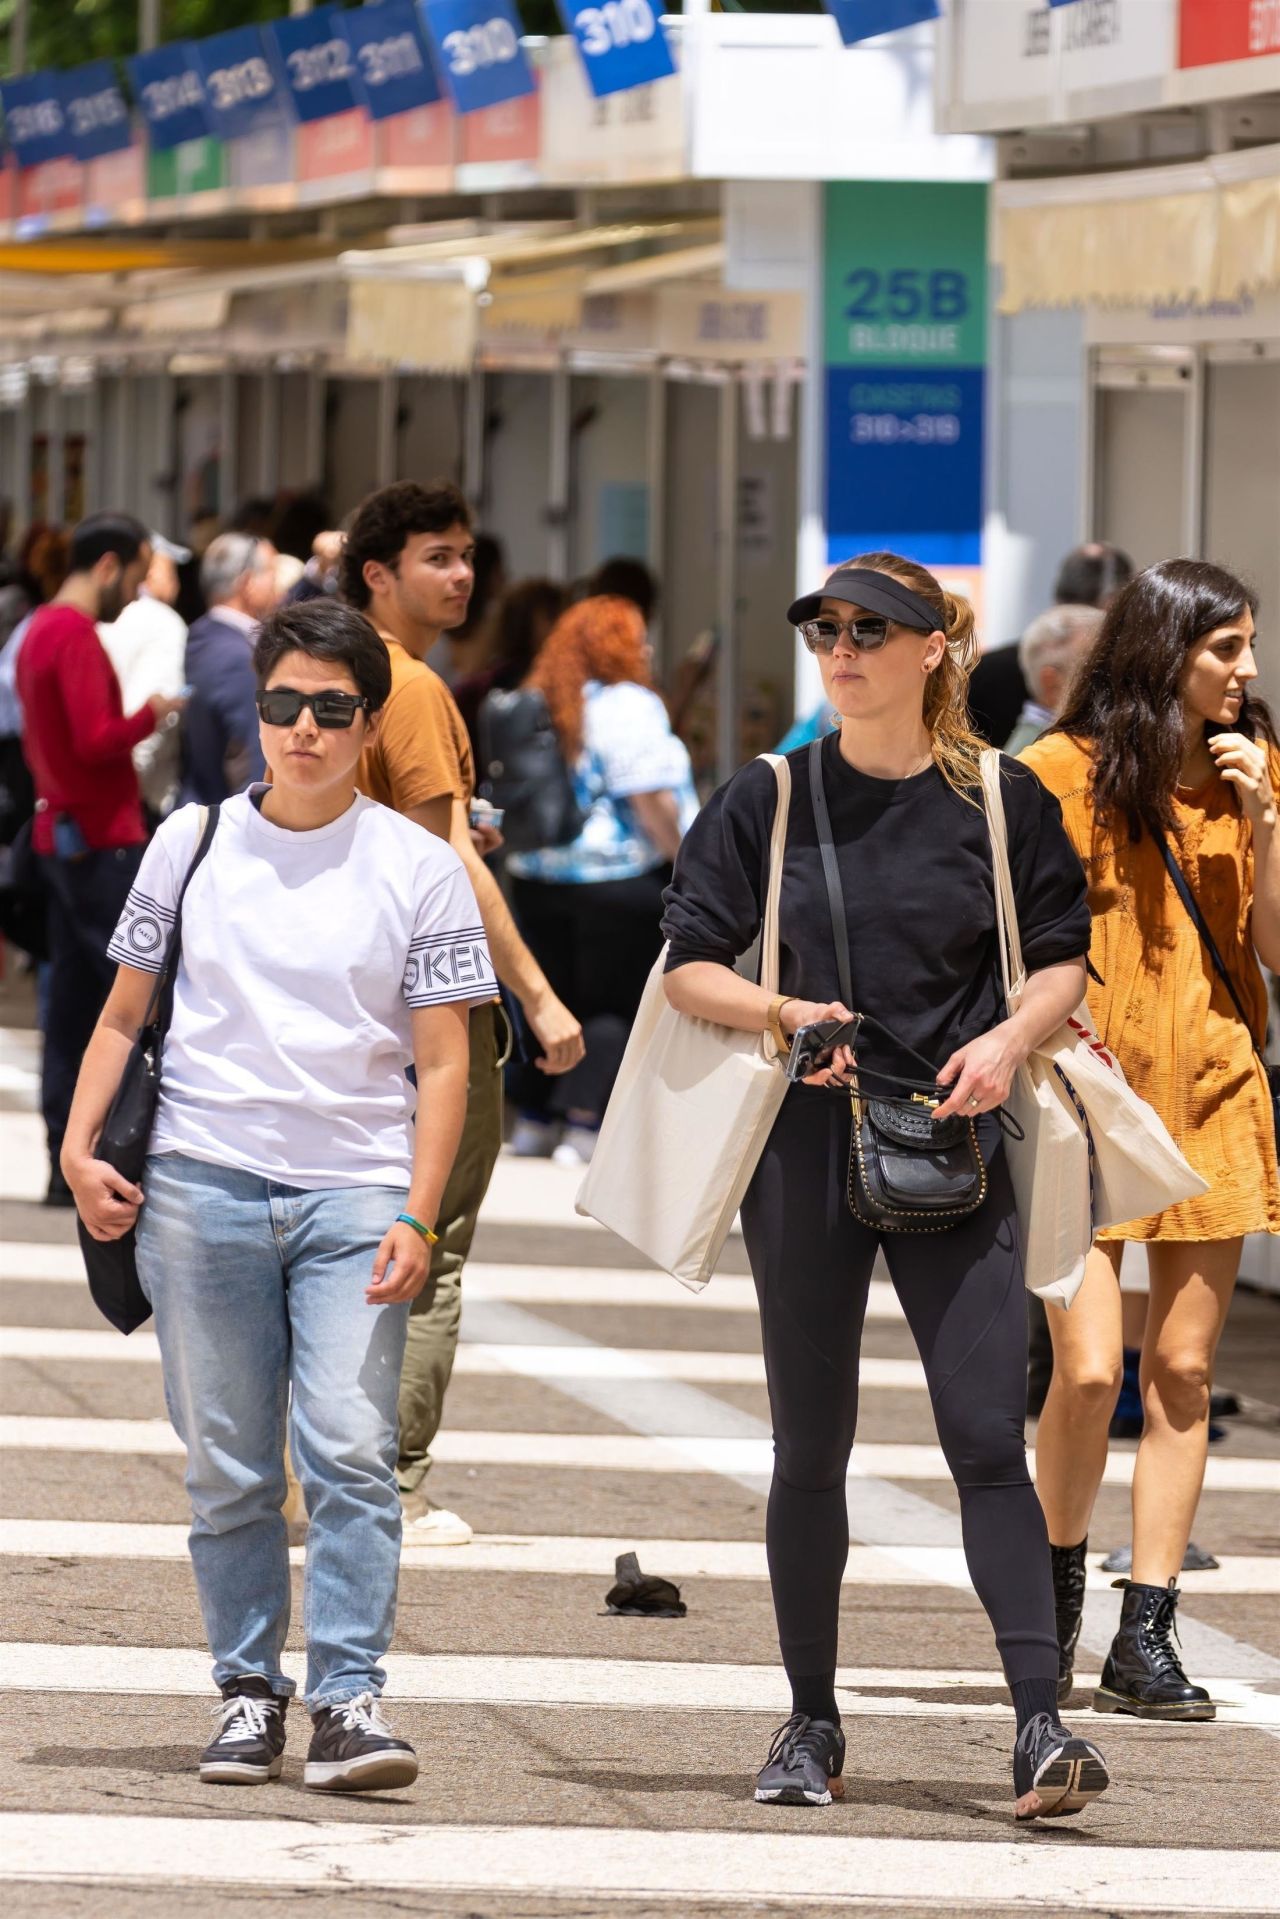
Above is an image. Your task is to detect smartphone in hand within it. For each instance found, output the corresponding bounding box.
[785,1016,861,1082]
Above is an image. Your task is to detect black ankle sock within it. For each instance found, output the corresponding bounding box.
[790,1672,840,1725]
[1011,1676,1060,1733]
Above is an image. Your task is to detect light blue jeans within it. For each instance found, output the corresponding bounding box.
[136,1152,410,1710]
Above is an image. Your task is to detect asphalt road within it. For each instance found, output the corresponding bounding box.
[1,1018,1277,1918]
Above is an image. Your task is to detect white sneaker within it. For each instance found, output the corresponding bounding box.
[551,1125,599,1168]
[509,1116,561,1158]
[402,1506,473,1547]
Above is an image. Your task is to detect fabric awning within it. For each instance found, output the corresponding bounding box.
[994,145,1280,315]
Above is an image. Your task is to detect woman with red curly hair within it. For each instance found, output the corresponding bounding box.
[506,594,698,1163]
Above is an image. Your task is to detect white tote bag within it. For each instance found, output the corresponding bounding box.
[576,755,792,1289]
[981,751,1207,1305]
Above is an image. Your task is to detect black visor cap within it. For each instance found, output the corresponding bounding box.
[787,566,940,635]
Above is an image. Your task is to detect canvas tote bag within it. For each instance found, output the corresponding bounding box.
[576,754,793,1289]
[981,751,1207,1305]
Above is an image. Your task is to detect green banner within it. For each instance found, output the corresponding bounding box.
[824,181,987,371]
[147,137,227,200]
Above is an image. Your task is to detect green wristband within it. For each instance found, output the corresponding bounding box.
[397,1212,439,1245]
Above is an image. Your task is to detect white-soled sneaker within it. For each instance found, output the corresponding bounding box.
[304,1693,417,1793]
[509,1116,560,1157]
[403,1504,473,1546]
[551,1125,599,1168]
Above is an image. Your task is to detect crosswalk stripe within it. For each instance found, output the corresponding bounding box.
[3,1518,1275,1599]
[3,1643,1276,1725]
[0,1324,916,1387]
[0,1251,904,1319]
[1,1406,1272,1494]
[2,1813,1272,1910]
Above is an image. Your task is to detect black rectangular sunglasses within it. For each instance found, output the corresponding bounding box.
[256,688,370,729]
[799,616,891,655]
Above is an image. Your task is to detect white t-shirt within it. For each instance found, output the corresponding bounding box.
[99,593,188,815]
[107,789,493,1190]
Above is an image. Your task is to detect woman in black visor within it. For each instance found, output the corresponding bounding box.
[662,552,1108,1820]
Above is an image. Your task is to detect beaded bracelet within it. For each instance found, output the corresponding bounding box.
[397,1212,440,1245]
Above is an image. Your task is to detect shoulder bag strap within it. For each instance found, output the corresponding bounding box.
[1157,831,1266,1063]
[756,752,792,1058]
[808,738,854,1009]
[979,748,1027,1014]
[142,804,220,1039]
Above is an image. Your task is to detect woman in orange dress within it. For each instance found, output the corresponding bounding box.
[1021,559,1280,1723]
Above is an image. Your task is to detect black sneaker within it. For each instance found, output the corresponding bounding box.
[754,1713,846,1806]
[304,1692,418,1793]
[199,1677,288,1785]
[1013,1711,1110,1822]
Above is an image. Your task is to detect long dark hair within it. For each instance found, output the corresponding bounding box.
[1052,559,1274,841]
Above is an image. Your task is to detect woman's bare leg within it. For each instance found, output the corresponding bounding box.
[1130,1239,1241,1587]
[1034,1241,1124,1547]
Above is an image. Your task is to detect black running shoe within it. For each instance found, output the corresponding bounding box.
[199,1677,288,1785]
[1013,1711,1110,1822]
[304,1692,418,1793]
[754,1713,846,1806]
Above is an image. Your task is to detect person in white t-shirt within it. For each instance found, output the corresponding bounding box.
[99,547,189,819]
[61,598,492,1796]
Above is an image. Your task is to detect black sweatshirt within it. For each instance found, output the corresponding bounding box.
[662,734,1090,1084]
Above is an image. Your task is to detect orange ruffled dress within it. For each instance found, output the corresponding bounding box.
[1020,732,1280,1242]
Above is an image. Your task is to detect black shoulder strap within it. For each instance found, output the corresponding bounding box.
[143,804,221,1037]
[808,738,854,1009]
[1157,831,1265,1063]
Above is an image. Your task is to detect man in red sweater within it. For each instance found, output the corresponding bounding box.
[17,513,185,1203]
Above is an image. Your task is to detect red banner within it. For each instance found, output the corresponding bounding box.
[1179,0,1280,66]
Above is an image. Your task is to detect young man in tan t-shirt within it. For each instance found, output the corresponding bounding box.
[345,481,584,1545]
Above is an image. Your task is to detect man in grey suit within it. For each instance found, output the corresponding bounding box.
[182,534,280,802]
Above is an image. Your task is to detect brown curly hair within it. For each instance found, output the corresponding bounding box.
[525,595,650,758]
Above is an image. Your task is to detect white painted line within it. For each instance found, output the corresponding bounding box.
[3,1519,1276,1600]
[4,1814,1274,1912]
[0,1252,904,1319]
[2,1406,1274,1497]
[2,1644,1276,1727]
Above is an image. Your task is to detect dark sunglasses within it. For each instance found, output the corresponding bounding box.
[799,616,893,655]
[256,687,370,730]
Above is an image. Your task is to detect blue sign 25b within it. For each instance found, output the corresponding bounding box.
[556,0,675,99]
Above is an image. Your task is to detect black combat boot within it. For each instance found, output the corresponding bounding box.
[1092,1578,1214,1721]
[1050,1538,1088,1706]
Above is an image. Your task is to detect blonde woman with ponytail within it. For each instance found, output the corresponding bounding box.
[662,555,1109,1821]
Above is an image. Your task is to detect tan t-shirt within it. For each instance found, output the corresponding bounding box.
[358,635,474,814]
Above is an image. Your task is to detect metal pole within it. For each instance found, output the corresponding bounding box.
[14,389,33,538]
[375,373,398,486]
[113,376,130,513]
[715,375,739,787]
[1182,348,1206,560]
[304,370,326,494]
[83,379,101,516]
[45,385,66,528]
[258,370,280,498]
[218,369,238,523]
[1078,345,1097,542]
[646,364,667,671]
[547,363,570,581]
[155,367,175,537]
[10,0,30,74]
[463,367,486,513]
[138,0,161,54]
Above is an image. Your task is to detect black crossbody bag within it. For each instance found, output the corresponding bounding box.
[807,741,993,1233]
[77,806,220,1334]
[1158,832,1280,1150]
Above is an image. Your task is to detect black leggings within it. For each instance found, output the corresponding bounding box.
[739,1086,1058,1689]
